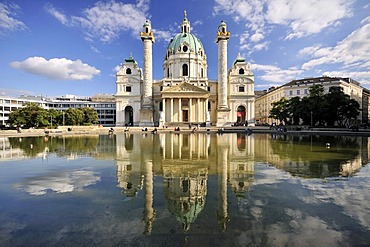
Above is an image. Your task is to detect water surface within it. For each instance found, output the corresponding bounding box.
[0,133,369,246]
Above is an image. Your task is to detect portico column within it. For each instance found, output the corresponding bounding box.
[189,98,192,123]
[170,99,173,122]
[178,98,182,122]
[197,98,200,122]
[162,98,166,123]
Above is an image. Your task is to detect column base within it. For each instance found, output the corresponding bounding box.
[139,109,154,127]
[216,108,232,127]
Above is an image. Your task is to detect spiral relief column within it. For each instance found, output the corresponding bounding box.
[140,20,155,126]
[216,21,231,127]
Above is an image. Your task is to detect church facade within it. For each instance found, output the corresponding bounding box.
[115,12,255,127]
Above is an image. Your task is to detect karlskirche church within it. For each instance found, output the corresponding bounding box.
[115,12,255,127]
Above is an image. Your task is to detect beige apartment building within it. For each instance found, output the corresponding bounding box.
[255,76,369,125]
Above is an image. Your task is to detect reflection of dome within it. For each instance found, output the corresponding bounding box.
[163,164,208,231]
[229,162,254,197]
[167,195,205,231]
[117,162,143,197]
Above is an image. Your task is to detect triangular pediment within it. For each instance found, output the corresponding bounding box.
[162,82,209,94]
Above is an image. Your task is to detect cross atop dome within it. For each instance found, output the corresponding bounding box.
[181,10,190,33]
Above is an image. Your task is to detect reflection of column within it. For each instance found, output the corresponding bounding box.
[217,143,229,230]
[143,159,155,235]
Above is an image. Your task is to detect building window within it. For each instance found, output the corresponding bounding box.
[208,86,211,91]
[289,91,293,96]
[126,86,132,92]
[239,86,245,92]
[160,86,163,91]
[297,90,300,95]
[126,68,131,74]
[239,68,245,74]
[208,101,211,111]
[182,64,188,76]
[183,45,188,52]
[304,89,308,94]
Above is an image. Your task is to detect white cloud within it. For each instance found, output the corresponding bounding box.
[214,0,354,53]
[152,29,173,42]
[250,32,264,42]
[15,170,101,196]
[90,45,101,54]
[44,3,68,26]
[253,41,270,51]
[266,0,353,40]
[0,3,27,33]
[10,57,101,80]
[46,0,150,43]
[252,63,303,83]
[302,17,370,81]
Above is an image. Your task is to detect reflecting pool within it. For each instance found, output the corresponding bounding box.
[0,133,370,246]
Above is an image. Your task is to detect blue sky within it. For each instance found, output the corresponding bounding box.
[1,0,369,97]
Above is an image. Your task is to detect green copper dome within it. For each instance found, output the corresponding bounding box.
[166,11,204,56]
[167,33,204,54]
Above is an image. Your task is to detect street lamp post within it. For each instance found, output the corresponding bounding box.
[310,111,313,127]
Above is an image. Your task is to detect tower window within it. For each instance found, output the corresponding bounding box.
[145,27,149,33]
[239,86,245,92]
[183,45,188,52]
[126,68,132,74]
[126,86,132,92]
[239,68,244,74]
[182,64,189,76]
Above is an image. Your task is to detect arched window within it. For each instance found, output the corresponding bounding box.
[182,64,188,76]
[167,68,170,77]
[201,68,204,77]
[126,68,132,74]
[183,45,188,52]
[222,27,226,33]
[145,27,149,33]
[239,68,244,74]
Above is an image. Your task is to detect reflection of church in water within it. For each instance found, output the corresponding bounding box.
[116,133,255,233]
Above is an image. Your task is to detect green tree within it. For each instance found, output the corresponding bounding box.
[287,96,302,125]
[7,102,49,128]
[65,108,84,125]
[341,98,360,127]
[307,84,326,126]
[48,109,62,127]
[269,98,289,124]
[82,107,98,125]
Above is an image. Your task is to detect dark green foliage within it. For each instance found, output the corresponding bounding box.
[7,104,99,127]
[269,85,361,127]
